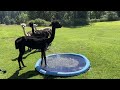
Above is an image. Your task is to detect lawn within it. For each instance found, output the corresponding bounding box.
[0,21,120,79]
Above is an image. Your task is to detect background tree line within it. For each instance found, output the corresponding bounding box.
[0,11,120,26]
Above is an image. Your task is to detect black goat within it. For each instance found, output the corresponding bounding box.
[15,21,62,70]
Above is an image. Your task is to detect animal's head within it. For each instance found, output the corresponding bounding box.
[29,22,34,27]
[49,21,62,28]
[21,23,26,28]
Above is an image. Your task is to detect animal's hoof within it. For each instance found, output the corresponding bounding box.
[23,65,26,67]
[19,67,22,70]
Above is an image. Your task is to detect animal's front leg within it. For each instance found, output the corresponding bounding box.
[41,51,44,66]
[43,51,47,66]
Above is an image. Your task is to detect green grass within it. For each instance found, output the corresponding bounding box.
[1,21,120,79]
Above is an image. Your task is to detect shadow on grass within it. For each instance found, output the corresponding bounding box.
[8,69,39,79]
[11,50,40,61]
[43,74,74,79]
[7,69,58,79]
[8,69,69,79]
[43,75,58,79]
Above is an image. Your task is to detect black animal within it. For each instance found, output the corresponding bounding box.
[15,21,62,70]
[28,23,52,51]
[26,23,52,51]
[21,23,38,51]
[21,23,52,51]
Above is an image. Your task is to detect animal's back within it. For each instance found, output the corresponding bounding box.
[24,36,49,49]
[15,36,25,49]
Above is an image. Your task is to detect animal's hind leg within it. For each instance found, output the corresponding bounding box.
[18,47,25,70]
[20,47,26,67]
[21,60,26,68]
[18,54,22,70]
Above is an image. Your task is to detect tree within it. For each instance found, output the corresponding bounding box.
[106,11,119,21]
[116,11,120,18]
[73,11,89,26]
[3,16,11,25]
[16,12,28,24]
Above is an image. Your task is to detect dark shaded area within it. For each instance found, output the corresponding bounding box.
[43,75,58,79]
[8,69,39,79]
[7,68,69,79]
[11,49,39,61]
[43,74,72,79]
[7,69,57,79]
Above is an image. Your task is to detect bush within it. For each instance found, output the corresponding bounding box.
[74,18,89,26]
[61,18,89,27]
[10,18,16,24]
[107,12,119,21]
[27,20,35,25]
[16,12,28,24]
[3,16,11,25]
[90,19,100,22]
[61,19,74,26]
[100,12,119,21]
[27,18,51,26]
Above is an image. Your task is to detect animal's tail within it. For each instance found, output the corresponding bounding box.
[15,37,23,49]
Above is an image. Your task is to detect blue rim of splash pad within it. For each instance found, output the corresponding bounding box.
[35,53,90,77]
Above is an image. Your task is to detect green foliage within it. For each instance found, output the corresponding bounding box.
[10,18,16,24]
[106,11,119,21]
[1,11,120,26]
[27,18,51,26]
[3,16,16,25]
[89,11,119,22]
[90,19,100,22]
[73,18,89,26]
[28,11,89,26]
[34,18,50,26]
[3,16,11,25]
[16,12,28,24]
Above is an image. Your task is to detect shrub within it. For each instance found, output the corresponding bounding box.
[27,18,51,26]
[27,20,35,25]
[3,16,11,25]
[10,18,16,24]
[100,12,119,21]
[73,18,89,26]
[90,19,100,22]
[107,12,119,21]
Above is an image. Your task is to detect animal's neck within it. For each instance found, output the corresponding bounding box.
[22,27,27,36]
[48,27,55,43]
[32,26,35,34]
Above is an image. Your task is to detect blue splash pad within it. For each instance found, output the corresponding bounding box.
[35,53,90,77]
